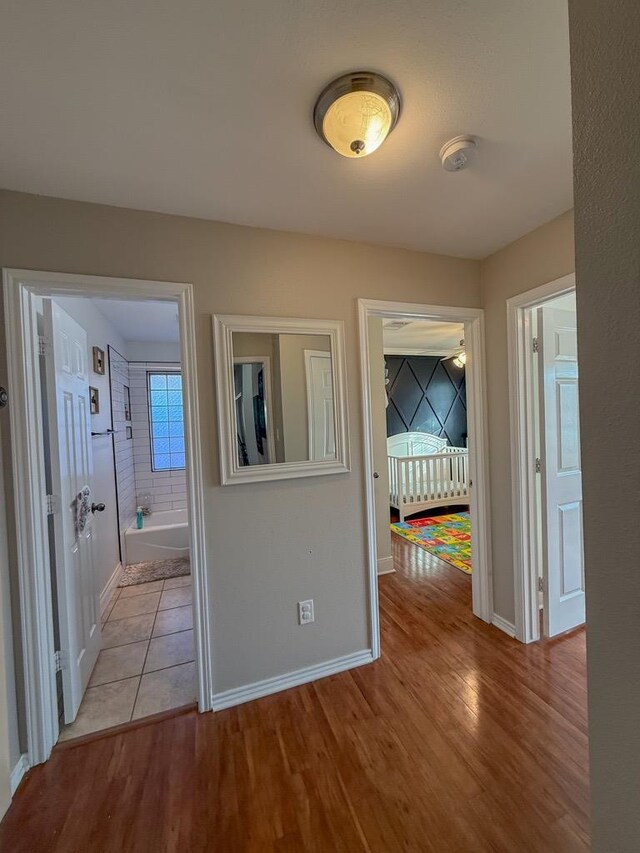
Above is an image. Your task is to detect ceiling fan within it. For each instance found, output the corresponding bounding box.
[440,339,466,368]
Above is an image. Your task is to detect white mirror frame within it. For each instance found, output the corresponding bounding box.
[213,314,350,484]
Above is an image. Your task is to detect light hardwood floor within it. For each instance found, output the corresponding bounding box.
[0,535,589,852]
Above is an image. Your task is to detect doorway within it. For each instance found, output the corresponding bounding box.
[508,274,585,643]
[358,299,493,657]
[3,270,211,769]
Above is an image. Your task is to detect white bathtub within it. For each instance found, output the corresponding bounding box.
[125,509,190,565]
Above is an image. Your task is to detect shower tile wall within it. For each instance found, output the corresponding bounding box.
[108,347,137,553]
[129,362,187,513]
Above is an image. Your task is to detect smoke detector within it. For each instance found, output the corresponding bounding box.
[439,135,477,172]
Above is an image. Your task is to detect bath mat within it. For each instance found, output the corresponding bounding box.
[391,512,472,574]
[119,557,191,587]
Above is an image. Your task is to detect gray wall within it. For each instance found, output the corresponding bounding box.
[0,421,15,815]
[569,1,640,849]
[480,210,575,623]
[0,189,480,789]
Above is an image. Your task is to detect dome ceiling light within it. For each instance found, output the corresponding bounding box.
[313,71,401,159]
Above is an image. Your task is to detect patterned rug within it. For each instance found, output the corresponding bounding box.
[391,512,472,574]
[119,557,191,587]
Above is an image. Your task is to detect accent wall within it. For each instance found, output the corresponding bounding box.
[385,355,467,447]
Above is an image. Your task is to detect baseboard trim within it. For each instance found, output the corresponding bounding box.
[377,556,395,575]
[10,754,29,795]
[100,561,123,618]
[492,614,517,638]
[212,649,374,711]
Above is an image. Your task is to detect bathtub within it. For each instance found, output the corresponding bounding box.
[125,509,190,565]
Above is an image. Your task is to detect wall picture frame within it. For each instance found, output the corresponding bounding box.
[89,386,100,414]
[92,345,105,375]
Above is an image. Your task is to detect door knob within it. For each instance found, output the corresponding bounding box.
[373,472,379,479]
[91,502,106,514]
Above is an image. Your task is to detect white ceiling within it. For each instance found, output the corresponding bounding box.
[383,319,465,355]
[93,299,179,343]
[0,1,572,259]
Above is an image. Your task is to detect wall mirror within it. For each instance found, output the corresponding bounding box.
[213,315,350,484]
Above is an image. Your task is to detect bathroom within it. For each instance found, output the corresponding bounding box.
[39,294,196,739]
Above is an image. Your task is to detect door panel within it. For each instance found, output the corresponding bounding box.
[306,351,335,461]
[45,301,101,723]
[557,381,580,470]
[558,501,583,595]
[539,305,585,637]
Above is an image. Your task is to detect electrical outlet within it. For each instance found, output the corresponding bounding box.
[298,599,314,625]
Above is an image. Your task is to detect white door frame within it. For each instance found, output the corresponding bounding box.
[2,269,212,769]
[506,272,576,643]
[358,299,493,658]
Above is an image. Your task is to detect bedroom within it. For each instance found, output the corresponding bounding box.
[368,316,475,607]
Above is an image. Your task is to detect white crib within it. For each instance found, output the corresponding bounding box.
[388,432,469,521]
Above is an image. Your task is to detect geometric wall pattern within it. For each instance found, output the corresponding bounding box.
[385,355,467,447]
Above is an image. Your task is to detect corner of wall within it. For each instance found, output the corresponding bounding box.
[477,210,576,625]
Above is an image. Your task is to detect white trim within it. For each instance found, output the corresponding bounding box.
[492,614,517,638]
[507,273,576,643]
[2,269,213,770]
[212,649,373,711]
[377,556,395,575]
[359,299,493,659]
[99,562,123,619]
[10,754,29,795]
[383,346,453,357]
[213,314,350,484]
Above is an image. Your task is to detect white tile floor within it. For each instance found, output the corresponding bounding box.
[59,574,196,741]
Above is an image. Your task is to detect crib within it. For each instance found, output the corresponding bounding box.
[388,432,469,521]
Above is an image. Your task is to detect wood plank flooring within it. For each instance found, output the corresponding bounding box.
[0,535,589,852]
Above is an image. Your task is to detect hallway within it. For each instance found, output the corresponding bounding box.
[0,535,589,852]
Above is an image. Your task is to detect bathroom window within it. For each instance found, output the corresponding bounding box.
[147,372,185,471]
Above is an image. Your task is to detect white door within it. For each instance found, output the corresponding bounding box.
[538,305,585,637]
[305,350,335,461]
[44,301,101,723]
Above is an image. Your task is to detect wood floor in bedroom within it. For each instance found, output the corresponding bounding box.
[0,535,589,852]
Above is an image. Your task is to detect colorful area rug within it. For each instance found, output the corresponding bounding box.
[391,512,472,574]
[119,557,191,587]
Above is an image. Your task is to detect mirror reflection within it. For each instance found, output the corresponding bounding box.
[232,332,336,467]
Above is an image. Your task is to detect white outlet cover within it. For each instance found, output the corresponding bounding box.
[298,599,314,625]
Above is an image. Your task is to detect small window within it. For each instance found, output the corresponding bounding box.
[148,372,185,471]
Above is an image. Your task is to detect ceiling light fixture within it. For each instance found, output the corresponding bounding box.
[314,71,401,158]
[453,339,467,368]
[440,339,467,368]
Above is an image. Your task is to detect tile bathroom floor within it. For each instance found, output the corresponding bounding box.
[59,574,196,741]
